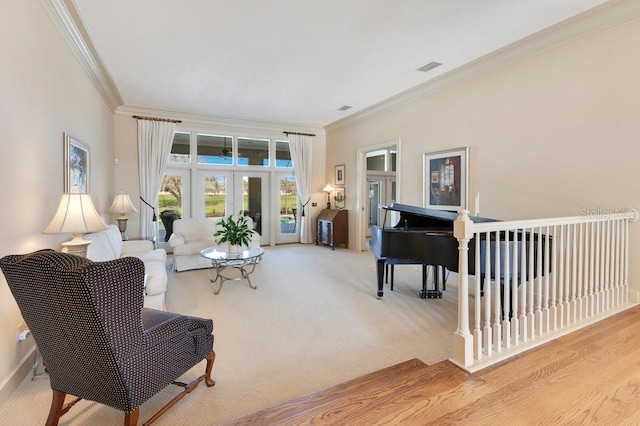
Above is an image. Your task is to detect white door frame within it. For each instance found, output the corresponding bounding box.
[356,139,401,252]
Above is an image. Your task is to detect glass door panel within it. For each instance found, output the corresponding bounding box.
[203,174,229,219]
[158,169,190,247]
[278,175,298,240]
[234,172,268,244]
[367,180,381,237]
[196,171,232,219]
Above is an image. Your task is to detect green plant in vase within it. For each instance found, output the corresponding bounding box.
[214,211,253,252]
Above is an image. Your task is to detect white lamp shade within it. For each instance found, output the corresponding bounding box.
[43,193,108,235]
[323,184,334,193]
[108,193,138,215]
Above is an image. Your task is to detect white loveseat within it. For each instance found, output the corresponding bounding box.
[168,217,261,272]
[84,225,168,310]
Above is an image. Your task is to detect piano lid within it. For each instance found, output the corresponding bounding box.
[381,203,498,225]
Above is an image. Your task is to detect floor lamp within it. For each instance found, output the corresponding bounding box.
[43,193,107,257]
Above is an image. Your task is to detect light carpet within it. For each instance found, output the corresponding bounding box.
[0,244,461,425]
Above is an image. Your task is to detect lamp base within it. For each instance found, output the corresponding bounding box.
[61,235,92,258]
[116,217,129,241]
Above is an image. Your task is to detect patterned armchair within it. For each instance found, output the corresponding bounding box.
[0,250,215,426]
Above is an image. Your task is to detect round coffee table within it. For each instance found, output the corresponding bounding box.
[200,246,264,294]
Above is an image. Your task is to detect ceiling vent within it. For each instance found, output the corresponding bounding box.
[338,105,352,111]
[417,62,442,73]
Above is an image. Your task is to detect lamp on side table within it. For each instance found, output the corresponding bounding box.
[43,192,107,257]
[322,184,334,210]
[108,191,138,240]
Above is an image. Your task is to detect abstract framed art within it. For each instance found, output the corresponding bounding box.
[423,147,468,211]
[64,133,90,193]
[334,164,345,185]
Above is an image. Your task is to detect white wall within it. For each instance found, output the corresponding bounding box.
[0,0,114,404]
[326,13,640,291]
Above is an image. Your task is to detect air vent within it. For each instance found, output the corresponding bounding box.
[417,62,442,73]
[338,105,352,111]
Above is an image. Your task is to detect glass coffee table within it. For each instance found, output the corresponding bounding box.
[200,246,264,294]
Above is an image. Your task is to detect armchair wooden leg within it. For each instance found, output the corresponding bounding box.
[204,351,216,387]
[45,390,66,426]
[124,408,139,426]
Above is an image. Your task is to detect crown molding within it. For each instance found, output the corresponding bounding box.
[40,0,122,112]
[325,0,640,133]
[116,105,325,137]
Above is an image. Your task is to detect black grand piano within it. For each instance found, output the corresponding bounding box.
[369,203,545,298]
[369,203,498,299]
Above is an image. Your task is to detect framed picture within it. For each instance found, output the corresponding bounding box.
[335,164,345,185]
[64,133,90,193]
[423,147,468,211]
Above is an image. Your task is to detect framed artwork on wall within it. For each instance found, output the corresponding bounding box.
[335,164,345,185]
[423,147,468,211]
[64,133,90,193]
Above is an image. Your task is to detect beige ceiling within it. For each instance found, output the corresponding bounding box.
[71,0,610,127]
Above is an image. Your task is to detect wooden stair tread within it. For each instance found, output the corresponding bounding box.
[225,306,640,425]
[225,359,465,425]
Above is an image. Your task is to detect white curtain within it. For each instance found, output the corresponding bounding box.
[288,134,313,243]
[137,120,176,240]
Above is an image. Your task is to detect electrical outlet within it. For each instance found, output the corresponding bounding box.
[17,323,30,342]
[312,202,317,207]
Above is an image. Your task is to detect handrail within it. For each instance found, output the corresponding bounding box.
[451,208,635,372]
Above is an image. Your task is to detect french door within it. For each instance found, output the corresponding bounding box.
[196,170,269,244]
[366,174,396,236]
[275,172,299,244]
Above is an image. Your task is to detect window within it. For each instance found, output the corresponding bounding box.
[366,148,396,172]
[238,138,269,166]
[169,132,190,164]
[275,140,293,168]
[197,134,233,165]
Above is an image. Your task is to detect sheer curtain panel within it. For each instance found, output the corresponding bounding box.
[288,134,313,243]
[137,120,176,240]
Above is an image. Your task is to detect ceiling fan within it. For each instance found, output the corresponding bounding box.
[220,137,231,158]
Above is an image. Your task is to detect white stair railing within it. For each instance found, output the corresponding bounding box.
[451,209,635,372]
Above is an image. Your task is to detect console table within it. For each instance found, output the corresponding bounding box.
[316,209,348,249]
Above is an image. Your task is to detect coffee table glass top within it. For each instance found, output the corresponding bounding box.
[200,246,264,262]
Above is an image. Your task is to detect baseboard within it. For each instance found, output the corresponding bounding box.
[0,347,36,409]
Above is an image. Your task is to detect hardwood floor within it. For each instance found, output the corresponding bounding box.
[226,305,640,425]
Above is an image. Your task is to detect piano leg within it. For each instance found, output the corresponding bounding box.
[419,265,443,299]
[418,264,427,299]
[390,265,395,291]
[376,258,386,299]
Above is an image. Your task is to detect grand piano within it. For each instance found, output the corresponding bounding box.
[369,203,546,298]
[369,203,498,299]
[370,203,550,300]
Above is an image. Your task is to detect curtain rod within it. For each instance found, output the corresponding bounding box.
[132,115,182,123]
[283,131,316,137]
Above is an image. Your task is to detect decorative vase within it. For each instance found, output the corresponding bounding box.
[227,243,240,254]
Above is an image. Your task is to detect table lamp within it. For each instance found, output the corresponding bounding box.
[323,184,334,209]
[108,191,138,240]
[43,192,108,257]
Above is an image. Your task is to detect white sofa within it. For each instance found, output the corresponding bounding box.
[168,217,261,272]
[84,225,168,310]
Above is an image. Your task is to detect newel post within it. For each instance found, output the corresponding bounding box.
[453,209,474,367]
